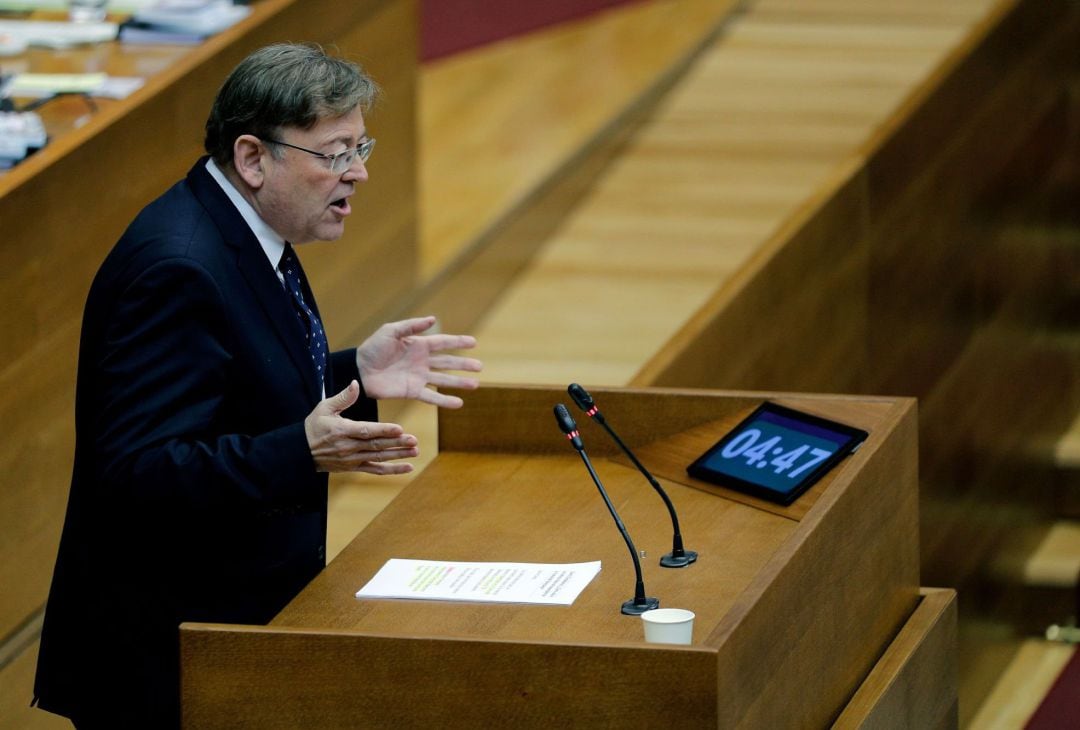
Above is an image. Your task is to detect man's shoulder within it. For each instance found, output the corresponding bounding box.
[88,186,216,297]
[134,162,211,229]
[121,162,235,260]
[113,191,209,269]
[90,158,261,301]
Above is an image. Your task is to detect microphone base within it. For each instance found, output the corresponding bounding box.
[660,550,699,568]
[621,596,660,615]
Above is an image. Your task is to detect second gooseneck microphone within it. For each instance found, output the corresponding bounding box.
[554,404,659,616]
[569,383,698,568]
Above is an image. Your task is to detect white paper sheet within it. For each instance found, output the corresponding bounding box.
[0,21,118,48]
[356,559,602,606]
[3,72,144,99]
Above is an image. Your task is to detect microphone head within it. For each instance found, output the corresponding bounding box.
[554,403,578,434]
[568,383,595,412]
[554,403,584,450]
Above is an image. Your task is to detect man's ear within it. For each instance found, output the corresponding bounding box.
[232,134,266,189]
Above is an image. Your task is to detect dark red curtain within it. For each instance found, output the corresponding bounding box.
[421,0,643,61]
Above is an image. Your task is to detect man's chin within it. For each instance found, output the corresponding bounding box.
[311,225,347,242]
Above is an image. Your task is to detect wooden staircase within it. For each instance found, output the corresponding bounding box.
[959,85,1080,726]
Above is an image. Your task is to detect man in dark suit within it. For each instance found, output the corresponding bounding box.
[33,43,481,727]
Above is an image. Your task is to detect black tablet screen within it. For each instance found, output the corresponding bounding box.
[687,403,868,505]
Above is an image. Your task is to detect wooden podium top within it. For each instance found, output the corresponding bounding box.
[183,384,921,728]
[274,385,903,644]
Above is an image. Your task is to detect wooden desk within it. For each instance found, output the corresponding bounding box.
[0,0,417,649]
[181,384,936,727]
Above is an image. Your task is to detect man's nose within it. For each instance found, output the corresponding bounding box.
[342,156,368,181]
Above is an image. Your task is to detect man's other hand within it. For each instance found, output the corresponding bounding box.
[305,380,419,473]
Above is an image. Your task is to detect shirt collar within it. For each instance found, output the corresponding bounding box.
[205,157,287,271]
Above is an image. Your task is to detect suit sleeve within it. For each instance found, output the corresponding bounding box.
[92,257,317,513]
[329,349,379,423]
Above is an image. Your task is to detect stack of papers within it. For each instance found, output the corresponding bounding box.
[0,0,160,9]
[119,0,250,45]
[1,72,144,100]
[0,20,118,48]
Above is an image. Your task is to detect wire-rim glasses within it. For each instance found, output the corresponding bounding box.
[262,137,375,174]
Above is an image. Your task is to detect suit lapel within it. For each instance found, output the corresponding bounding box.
[186,159,322,402]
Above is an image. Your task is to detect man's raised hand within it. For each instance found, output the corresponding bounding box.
[356,316,482,408]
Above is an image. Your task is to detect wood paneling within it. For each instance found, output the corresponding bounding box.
[181,625,719,728]
[297,0,420,348]
[632,163,870,393]
[711,391,920,728]
[834,588,959,730]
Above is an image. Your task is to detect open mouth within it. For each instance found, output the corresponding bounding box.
[329,197,351,216]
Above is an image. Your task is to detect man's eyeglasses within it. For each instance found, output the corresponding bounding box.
[262,137,375,174]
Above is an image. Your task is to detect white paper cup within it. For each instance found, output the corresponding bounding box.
[641,608,695,645]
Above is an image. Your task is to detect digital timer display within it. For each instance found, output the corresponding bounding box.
[686,403,868,505]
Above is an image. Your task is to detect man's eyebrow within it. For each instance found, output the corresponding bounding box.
[325,131,368,148]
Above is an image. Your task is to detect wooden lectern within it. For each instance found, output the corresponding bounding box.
[180,384,955,727]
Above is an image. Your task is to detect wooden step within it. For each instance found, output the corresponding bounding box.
[418,0,744,280]
[1055,410,1080,470]
[1053,415,1080,517]
[976,520,1080,638]
[988,521,1080,590]
[981,222,1080,322]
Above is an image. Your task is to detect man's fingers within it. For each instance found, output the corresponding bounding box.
[427,354,483,372]
[426,372,480,391]
[338,444,420,470]
[422,334,477,353]
[356,461,415,476]
[334,420,411,446]
[416,388,465,409]
[356,436,418,453]
[384,315,437,339]
[318,380,360,416]
[336,443,419,462]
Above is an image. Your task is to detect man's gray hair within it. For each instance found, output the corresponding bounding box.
[204,43,379,165]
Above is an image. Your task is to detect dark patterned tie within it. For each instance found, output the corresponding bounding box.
[279,244,329,385]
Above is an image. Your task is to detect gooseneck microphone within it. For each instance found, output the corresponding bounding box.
[554,404,659,615]
[568,383,698,568]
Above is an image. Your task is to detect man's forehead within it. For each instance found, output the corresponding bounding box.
[293,108,367,140]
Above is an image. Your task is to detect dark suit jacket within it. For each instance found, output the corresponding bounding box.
[34,159,377,726]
